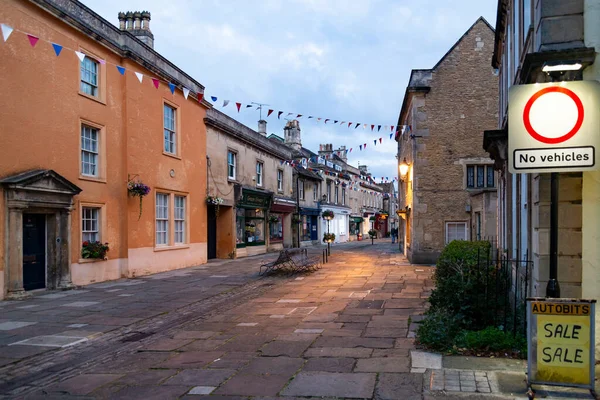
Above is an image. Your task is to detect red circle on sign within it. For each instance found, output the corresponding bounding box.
[522,86,584,144]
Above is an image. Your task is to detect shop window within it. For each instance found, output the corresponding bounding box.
[301,215,311,241]
[269,214,283,242]
[236,208,265,247]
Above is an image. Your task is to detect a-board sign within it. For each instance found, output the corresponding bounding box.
[509,81,600,173]
[527,298,596,389]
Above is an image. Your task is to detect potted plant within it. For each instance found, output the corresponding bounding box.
[268,215,280,224]
[323,233,336,243]
[206,195,224,216]
[368,229,378,238]
[81,241,109,260]
[127,176,151,220]
[322,210,334,220]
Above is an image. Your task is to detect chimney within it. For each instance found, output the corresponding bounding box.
[318,143,334,159]
[258,120,267,136]
[119,10,154,48]
[336,145,347,162]
[283,120,302,150]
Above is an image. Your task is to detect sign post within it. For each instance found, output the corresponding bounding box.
[526,298,596,398]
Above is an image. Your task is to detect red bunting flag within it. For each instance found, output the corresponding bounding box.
[151,78,160,89]
[379,138,382,143]
[267,109,274,117]
[371,124,375,131]
[364,143,367,148]
[236,102,241,112]
[349,148,353,153]
[390,126,395,132]
[198,93,204,103]
[27,34,39,47]
[348,122,352,128]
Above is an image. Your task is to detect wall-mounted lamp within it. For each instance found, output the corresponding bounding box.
[399,158,410,181]
[395,206,411,219]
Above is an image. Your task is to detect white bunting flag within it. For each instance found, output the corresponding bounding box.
[75,51,86,62]
[182,87,190,100]
[363,123,367,130]
[1,24,13,42]
[223,100,230,107]
[135,72,143,83]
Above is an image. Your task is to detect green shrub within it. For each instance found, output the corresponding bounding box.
[416,309,462,351]
[428,240,495,330]
[456,327,527,355]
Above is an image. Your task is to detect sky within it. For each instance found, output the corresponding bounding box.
[82,0,497,182]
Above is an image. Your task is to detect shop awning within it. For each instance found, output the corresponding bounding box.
[271,203,295,213]
[351,217,363,223]
[300,207,320,216]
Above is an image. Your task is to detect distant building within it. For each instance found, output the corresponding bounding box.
[395,17,499,264]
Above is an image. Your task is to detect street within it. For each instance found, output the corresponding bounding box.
[0,240,436,399]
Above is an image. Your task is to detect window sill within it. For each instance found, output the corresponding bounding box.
[228,179,238,184]
[163,152,182,160]
[78,91,106,105]
[153,244,189,252]
[79,175,107,184]
[78,258,107,264]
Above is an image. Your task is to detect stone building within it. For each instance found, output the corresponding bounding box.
[0,0,209,299]
[483,0,600,354]
[204,111,295,259]
[395,17,499,264]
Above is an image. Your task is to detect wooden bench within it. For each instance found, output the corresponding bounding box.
[259,248,321,276]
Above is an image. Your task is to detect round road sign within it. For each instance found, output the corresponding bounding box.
[523,86,584,144]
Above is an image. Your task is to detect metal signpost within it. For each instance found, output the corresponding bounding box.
[526,298,596,398]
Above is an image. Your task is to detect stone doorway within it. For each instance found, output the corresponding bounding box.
[1,170,81,299]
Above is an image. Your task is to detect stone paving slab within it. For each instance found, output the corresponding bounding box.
[282,371,377,398]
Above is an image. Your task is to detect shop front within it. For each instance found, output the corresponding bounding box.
[299,207,319,246]
[321,206,350,243]
[269,196,296,251]
[236,189,272,258]
[349,215,364,241]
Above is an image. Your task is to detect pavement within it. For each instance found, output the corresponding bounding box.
[0,240,597,399]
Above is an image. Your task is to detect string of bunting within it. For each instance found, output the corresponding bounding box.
[1,22,408,159]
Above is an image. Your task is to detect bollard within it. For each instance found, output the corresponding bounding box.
[327,242,331,256]
[323,249,326,264]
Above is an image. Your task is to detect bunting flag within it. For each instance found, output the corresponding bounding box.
[364,143,367,148]
[211,96,217,102]
[236,102,241,112]
[116,65,125,75]
[377,125,381,132]
[246,104,253,108]
[349,148,352,153]
[198,93,204,103]
[26,34,39,47]
[390,126,395,132]
[75,51,85,62]
[99,59,106,65]
[168,82,176,94]
[348,122,352,128]
[278,111,283,119]
[325,119,330,124]
[340,121,345,125]
[363,124,367,129]
[355,123,360,129]
[183,87,190,100]
[359,145,363,151]
[135,72,143,83]
[317,118,322,122]
[297,114,302,118]
[151,78,160,89]
[379,137,382,144]
[222,100,229,107]
[287,112,293,116]
[308,116,313,119]
[389,133,393,139]
[51,43,63,56]
[267,109,273,117]
[373,140,377,146]
[1,24,13,42]
[371,124,375,131]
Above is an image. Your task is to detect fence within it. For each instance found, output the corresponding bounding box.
[476,237,533,337]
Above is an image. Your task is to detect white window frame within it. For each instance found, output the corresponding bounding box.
[334,186,339,204]
[228,150,237,180]
[313,183,318,201]
[174,195,186,244]
[164,104,177,155]
[342,188,346,205]
[256,161,264,187]
[156,193,169,246]
[445,221,468,244]
[277,169,283,192]
[81,125,99,177]
[80,56,98,97]
[81,207,100,243]
[299,180,305,200]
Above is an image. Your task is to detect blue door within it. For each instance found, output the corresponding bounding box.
[310,216,318,240]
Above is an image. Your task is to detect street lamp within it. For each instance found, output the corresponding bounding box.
[399,158,409,180]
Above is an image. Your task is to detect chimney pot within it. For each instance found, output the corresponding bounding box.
[258,120,267,136]
[119,10,154,48]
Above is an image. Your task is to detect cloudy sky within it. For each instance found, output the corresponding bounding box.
[83,0,497,182]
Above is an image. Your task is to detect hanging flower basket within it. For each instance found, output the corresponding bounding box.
[127,177,150,221]
[206,195,224,217]
[268,215,280,224]
[81,241,109,260]
[323,233,336,243]
[322,210,335,220]
[368,229,378,238]
[291,214,302,224]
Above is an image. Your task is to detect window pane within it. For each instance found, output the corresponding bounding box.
[467,166,474,188]
[81,126,99,177]
[82,207,100,244]
[477,166,485,188]
[174,195,185,244]
[156,194,169,245]
[486,167,495,188]
[80,57,98,97]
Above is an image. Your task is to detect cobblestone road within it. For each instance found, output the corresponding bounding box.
[0,240,437,399]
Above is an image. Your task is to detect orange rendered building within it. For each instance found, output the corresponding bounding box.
[0,0,208,299]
